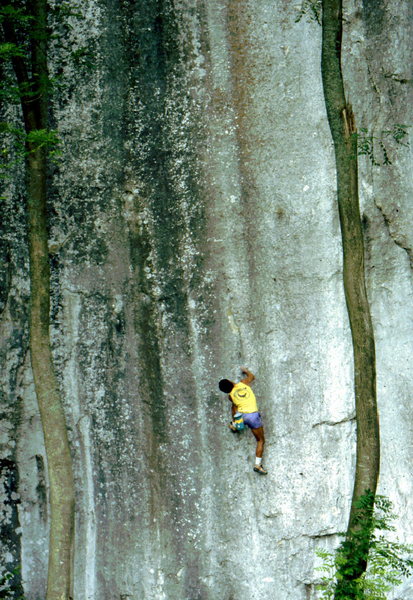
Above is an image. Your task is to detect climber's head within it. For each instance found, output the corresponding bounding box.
[219,379,234,394]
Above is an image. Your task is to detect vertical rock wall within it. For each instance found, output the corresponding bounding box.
[1,0,412,598]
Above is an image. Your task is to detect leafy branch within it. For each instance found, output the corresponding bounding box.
[295,0,322,24]
[315,494,413,600]
[356,124,410,166]
[0,1,89,179]
[0,5,34,26]
[0,123,61,179]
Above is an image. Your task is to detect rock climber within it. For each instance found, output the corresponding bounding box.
[218,367,267,475]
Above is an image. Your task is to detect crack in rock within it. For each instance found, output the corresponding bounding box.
[312,413,356,428]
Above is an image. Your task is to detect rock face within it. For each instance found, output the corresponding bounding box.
[1,0,412,598]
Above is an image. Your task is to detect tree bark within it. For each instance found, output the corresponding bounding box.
[27,147,75,600]
[321,0,380,595]
[2,2,75,598]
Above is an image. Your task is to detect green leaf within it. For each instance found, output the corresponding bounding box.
[315,494,413,599]
[0,41,25,59]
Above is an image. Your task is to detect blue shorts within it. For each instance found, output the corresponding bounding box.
[241,412,263,429]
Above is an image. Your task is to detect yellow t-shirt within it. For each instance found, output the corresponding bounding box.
[229,382,258,413]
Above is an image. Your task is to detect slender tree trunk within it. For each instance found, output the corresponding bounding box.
[3,2,75,598]
[27,145,75,600]
[321,0,380,596]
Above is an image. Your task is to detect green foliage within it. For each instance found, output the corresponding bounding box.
[0,4,33,64]
[0,0,86,175]
[0,566,25,600]
[295,0,322,24]
[0,569,14,599]
[0,5,34,26]
[69,45,96,70]
[0,123,61,180]
[1,0,96,108]
[26,127,59,151]
[316,494,413,599]
[388,123,410,147]
[356,124,410,166]
[0,41,25,58]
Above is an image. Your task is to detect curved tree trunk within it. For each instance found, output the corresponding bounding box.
[27,146,75,600]
[3,1,75,598]
[321,0,380,596]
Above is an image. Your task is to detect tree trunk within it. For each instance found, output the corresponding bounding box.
[3,1,75,598]
[27,146,75,600]
[321,0,380,596]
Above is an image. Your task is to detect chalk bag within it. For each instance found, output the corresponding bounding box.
[233,412,245,431]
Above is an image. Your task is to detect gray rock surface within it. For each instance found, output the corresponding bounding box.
[1,0,412,598]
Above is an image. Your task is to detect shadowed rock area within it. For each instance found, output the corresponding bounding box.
[0,0,412,598]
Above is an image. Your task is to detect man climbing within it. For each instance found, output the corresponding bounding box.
[218,368,267,475]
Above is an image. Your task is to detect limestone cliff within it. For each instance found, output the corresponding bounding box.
[1,1,412,599]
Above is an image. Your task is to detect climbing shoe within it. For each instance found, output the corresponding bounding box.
[253,465,268,475]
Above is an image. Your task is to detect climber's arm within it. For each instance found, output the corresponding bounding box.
[240,367,255,385]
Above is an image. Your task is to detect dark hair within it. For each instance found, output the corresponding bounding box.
[219,379,234,393]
